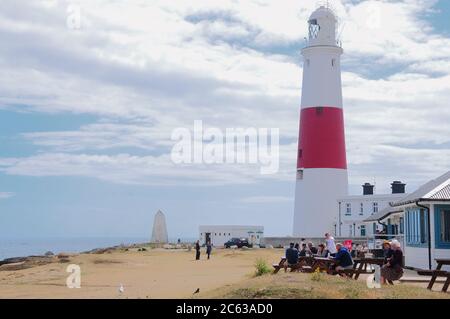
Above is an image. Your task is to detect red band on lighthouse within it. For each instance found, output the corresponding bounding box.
[297,106,347,169]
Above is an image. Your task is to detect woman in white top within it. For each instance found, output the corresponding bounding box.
[325,233,337,257]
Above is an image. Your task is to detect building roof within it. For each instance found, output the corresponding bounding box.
[391,171,450,206]
[363,206,402,222]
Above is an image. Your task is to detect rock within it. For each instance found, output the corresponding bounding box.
[0,262,27,271]
[45,251,54,256]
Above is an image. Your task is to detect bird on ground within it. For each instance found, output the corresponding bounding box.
[119,284,124,294]
[193,288,200,295]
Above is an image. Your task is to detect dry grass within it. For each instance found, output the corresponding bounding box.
[201,272,450,299]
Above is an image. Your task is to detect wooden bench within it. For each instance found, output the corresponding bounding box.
[272,257,286,274]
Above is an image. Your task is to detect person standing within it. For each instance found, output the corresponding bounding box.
[325,233,337,257]
[206,241,212,260]
[195,240,201,260]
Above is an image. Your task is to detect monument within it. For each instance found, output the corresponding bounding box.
[151,210,169,243]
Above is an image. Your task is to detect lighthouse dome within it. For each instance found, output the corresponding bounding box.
[306,5,338,47]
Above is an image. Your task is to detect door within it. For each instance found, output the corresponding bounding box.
[205,233,211,245]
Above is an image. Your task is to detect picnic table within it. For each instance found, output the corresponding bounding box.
[351,257,385,280]
[417,258,450,292]
[310,257,337,274]
[272,256,316,274]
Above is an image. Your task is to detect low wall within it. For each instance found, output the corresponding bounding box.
[263,237,370,248]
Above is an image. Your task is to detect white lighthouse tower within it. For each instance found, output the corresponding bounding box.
[293,6,348,237]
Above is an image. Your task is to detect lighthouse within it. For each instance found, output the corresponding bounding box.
[293,6,348,237]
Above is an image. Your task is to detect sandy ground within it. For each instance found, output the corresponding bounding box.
[0,248,282,299]
[1,248,448,299]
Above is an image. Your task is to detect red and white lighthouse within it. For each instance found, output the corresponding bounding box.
[293,6,348,237]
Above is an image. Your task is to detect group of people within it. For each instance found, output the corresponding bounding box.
[380,239,404,284]
[194,240,212,260]
[285,233,404,284]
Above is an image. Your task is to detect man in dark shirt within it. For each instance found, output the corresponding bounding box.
[285,242,299,265]
[308,242,318,255]
[334,243,353,270]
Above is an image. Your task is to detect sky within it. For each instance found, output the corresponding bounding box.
[0,0,449,239]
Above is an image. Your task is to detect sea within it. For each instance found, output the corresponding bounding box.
[0,237,198,261]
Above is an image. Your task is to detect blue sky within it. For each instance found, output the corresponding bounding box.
[1,0,450,239]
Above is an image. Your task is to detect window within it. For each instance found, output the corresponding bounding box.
[405,208,428,246]
[373,223,377,234]
[359,203,364,215]
[228,233,231,236]
[332,59,335,67]
[399,217,404,234]
[435,205,450,248]
[308,19,320,39]
[373,202,378,213]
[360,225,366,237]
[345,203,351,216]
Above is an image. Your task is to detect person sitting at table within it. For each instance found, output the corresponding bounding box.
[285,242,299,266]
[381,239,403,284]
[299,243,308,257]
[334,243,354,271]
[316,243,327,257]
[382,240,393,264]
[294,243,300,251]
[307,242,318,255]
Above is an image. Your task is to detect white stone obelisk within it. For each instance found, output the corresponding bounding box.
[151,210,168,243]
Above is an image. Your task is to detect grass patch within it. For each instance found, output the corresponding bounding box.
[254,258,272,277]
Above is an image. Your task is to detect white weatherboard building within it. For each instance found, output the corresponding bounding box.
[293,6,348,237]
[337,182,407,238]
[364,172,450,270]
[199,226,264,247]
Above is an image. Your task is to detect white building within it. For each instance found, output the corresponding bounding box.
[365,171,450,270]
[337,182,407,238]
[198,225,264,247]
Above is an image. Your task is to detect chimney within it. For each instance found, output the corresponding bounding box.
[362,183,374,195]
[391,181,406,194]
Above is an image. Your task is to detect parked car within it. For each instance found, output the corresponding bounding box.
[224,238,251,248]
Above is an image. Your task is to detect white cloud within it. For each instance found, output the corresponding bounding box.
[0,192,14,199]
[240,196,293,204]
[0,0,449,191]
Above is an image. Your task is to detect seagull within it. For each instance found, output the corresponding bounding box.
[119,284,124,294]
[193,288,200,295]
